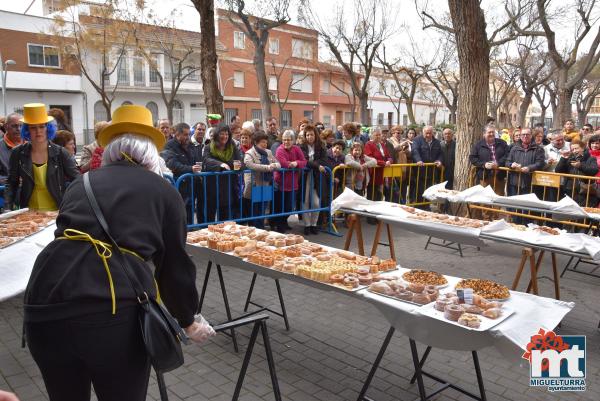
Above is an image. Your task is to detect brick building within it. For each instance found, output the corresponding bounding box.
[216,9,320,129]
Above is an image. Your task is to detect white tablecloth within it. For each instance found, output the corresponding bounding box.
[359,268,573,364]
[186,244,574,364]
[0,224,56,302]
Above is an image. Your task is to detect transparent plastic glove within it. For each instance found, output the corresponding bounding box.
[184,314,216,344]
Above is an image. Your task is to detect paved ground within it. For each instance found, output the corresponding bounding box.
[1,216,599,401]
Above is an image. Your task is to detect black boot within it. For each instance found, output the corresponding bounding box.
[310,226,319,235]
[304,227,311,236]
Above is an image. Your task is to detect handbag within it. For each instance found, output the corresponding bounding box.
[82,172,187,376]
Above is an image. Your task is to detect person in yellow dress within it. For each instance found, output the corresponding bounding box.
[5,103,79,211]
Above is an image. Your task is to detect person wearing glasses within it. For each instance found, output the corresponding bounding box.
[0,113,23,184]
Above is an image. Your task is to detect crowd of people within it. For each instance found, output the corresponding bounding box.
[2,103,600,231]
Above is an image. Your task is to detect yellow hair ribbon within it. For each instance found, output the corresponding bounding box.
[120,151,138,165]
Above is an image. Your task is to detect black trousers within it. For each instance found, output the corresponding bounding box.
[25,306,151,401]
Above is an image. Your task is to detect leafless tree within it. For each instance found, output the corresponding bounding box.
[132,13,202,124]
[511,0,600,128]
[192,0,224,116]
[377,45,424,126]
[576,79,600,125]
[268,58,312,123]
[488,55,520,126]
[415,35,460,124]
[507,37,554,127]
[300,0,396,125]
[52,0,134,118]
[225,0,292,127]
[533,83,552,125]
[417,0,538,190]
[375,75,402,125]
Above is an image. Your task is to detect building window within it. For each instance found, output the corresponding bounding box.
[117,56,129,85]
[281,110,292,129]
[292,39,313,59]
[133,56,145,86]
[303,110,314,122]
[344,112,353,123]
[323,115,331,128]
[225,108,238,124]
[93,101,108,123]
[251,109,263,121]
[268,75,277,91]
[269,38,279,55]
[149,54,160,86]
[377,113,384,126]
[403,114,408,126]
[291,73,312,93]
[233,71,244,88]
[321,80,330,94]
[172,100,184,125]
[234,31,245,49]
[28,44,60,68]
[146,101,159,124]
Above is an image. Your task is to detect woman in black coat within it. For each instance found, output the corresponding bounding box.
[555,138,599,206]
[23,105,213,401]
[5,103,79,211]
[202,123,243,222]
[299,124,328,235]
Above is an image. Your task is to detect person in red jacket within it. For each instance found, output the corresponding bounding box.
[364,127,392,204]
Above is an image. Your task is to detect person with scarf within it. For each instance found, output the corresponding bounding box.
[587,135,600,207]
[324,140,346,189]
[238,128,253,154]
[243,131,280,228]
[202,123,243,222]
[555,138,599,207]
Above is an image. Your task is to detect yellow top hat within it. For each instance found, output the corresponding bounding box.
[20,103,54,125]
[98,105,166,150]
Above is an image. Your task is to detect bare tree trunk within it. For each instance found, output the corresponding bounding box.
[448,0,490,190]
[553,69,573,128]
[577,110,587,126]
[517,91,533,127]
[406,99,416,125]
[539,105,547,125]
[193,0,224,115]
[359,94,369,125]
[254,46,272,125]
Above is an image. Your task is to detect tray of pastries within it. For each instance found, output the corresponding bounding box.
[0,210,58,248]
[419,291,514,331]
[401,269,448,288]
[400,207,489,229]
[455,279,510,301]
[368,278,440,305]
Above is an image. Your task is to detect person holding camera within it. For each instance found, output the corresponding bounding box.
[555,138,598,207]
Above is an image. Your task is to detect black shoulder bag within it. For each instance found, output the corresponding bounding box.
[82,172,187,378]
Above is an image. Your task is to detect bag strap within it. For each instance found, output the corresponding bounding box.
[83,172,146,301]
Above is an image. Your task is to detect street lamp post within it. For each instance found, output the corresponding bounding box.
[0,52,17,116]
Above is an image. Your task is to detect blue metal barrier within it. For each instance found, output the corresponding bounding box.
[0,185,4,210]
[174,167,334,232]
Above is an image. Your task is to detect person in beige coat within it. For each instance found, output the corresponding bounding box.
[344,142,377,195]
[79,121,109,172]
[243,131,280,228]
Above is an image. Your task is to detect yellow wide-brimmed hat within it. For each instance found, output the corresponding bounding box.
[20,103,54,125]
[98,105,166,150]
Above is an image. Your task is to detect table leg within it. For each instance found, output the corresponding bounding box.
[511,249,529,290]
[355,215,365,256]
[197,260,213,314]
[344,215,356,251]
[410,346,432,384]
[551,252,560,300]
[356,327,395,401]
[217,264,239,353]
[409,339,427,401]
[370,221,383,257]
[243,273,258,312]
[472,351,487,401]
[526,250,544,294]
[385,224,396,262]
[528,250,539,295]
